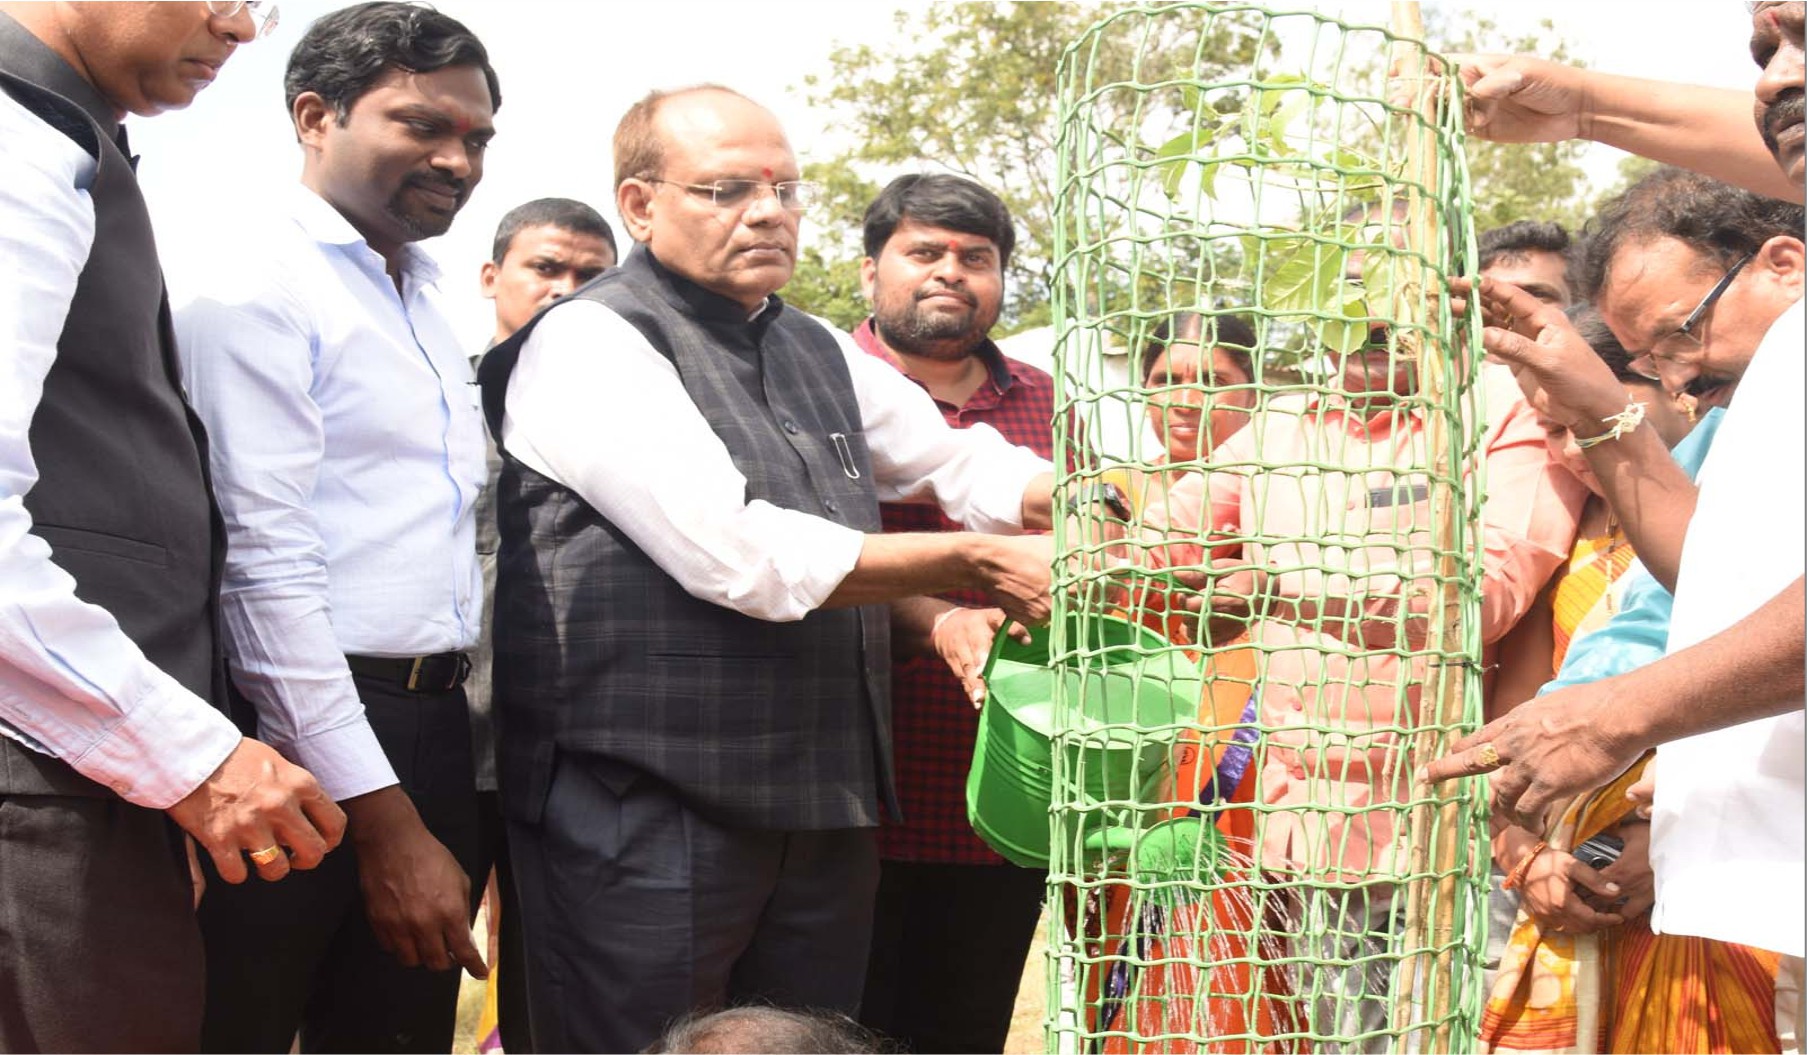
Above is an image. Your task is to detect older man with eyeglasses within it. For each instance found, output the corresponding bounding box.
[0,2,342,1050]
[476,84,1057,1053]
[1427,2,1807,1013]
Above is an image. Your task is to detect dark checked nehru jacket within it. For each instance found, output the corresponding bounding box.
[0,23,224,798]
[479,248,894,831]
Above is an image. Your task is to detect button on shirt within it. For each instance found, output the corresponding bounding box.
[1649,299,1805,958]
[177,186,487,801]
[0,87,240,808]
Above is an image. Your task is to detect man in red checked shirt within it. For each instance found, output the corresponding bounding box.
[851,174,1052,1054]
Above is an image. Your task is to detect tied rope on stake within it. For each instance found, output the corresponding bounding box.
[1038,4,1487,1051]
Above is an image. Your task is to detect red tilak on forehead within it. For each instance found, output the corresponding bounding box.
[762,166,774,180]
[452,117,474,137]
[947,241,961,253]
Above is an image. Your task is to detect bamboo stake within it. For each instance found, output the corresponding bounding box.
[1386,5,1472,1052]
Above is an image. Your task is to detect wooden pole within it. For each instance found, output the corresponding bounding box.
[1386,5,1472,1052]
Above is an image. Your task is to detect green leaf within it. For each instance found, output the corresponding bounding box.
[1315,312,1366,357]
[1194,158,1222,199]
[1362,252,1398,314]
[1261,238,1346,313]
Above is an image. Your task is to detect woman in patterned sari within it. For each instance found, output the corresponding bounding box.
[1080,312,1301,1052]
[1482,312,1781,1054]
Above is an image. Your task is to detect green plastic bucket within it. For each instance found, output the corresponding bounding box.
[966,614,1202,869]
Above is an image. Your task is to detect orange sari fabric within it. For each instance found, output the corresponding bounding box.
[1481,526,1781,1054]
[1084,647,1306,1053]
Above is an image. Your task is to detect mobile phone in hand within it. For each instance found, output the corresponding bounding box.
[1571,832,1624,871]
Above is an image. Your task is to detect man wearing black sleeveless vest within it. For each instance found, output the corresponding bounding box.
[478,85,1057,1052]
[0,4,343,1051]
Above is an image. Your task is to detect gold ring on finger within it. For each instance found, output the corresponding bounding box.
[1476,742,1501,769]
[248,844,285,866]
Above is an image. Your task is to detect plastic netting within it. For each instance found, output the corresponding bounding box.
[1035,5,1488,1052]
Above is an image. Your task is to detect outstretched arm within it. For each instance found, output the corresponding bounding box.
[1451,54,1800,203]
[1424,576,1805,831]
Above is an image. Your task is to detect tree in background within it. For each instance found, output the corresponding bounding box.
[1426,13,1592,233]
[791,2,1268,333]
[786,5,1598,334]
[782,161,882,329]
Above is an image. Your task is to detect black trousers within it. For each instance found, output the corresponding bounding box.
[0,792,202,1052]
[507,752,881,1053]
[859,859,1048,1053]
[197,675,482,1054]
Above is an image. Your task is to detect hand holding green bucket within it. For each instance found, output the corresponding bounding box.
[965,613,1205,870]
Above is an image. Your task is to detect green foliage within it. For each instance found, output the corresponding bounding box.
[782,161,880,331]
[791,2,1268,334]
[787,5,1589,340]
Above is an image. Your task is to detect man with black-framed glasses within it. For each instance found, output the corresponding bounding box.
[1621,250,1753,399]
[1431,164,1804,999]
[476,84,1058,1052]
[1422,1,1807,1028]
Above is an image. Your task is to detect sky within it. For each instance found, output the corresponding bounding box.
[132,1,1771,351]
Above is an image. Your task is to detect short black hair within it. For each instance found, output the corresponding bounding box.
[490,198,616,264]
[1478,219,1574,272]
[643,1006,885,1054]
[1568,305,1647,385]
[1581,166,1805,300]
[862,174,1016,268]
[1140,311,1258,382]
[285,2,501,123]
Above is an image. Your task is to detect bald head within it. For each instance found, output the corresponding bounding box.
[613,84,771,187]
[613,85,804,310]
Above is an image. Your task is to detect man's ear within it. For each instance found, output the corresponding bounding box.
[292,91,334,150]
[478,259,500,300]
[618,180,656,245]
[1757,235,1805,299]
[859,257,878,305]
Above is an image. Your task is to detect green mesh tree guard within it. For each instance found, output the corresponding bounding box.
[1040,5,1488,1052]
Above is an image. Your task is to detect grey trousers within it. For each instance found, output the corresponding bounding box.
[507,753,881,1054]
[1293,882,1400,1055]
[0,793,202,1053]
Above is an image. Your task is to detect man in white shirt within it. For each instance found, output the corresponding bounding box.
[175,5,499,1051]
[1427,0,1805,995]
[0,3,343,1051]
[478,85,1056,1052]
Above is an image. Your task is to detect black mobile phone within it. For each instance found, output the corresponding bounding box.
[1571,832,1624,871]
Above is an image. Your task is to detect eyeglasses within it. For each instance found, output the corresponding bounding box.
[647,178,820,213]
[1628,252,1753,382]
[205,1,280,40]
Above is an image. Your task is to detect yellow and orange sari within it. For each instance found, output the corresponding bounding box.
[1481,527,1782,1054]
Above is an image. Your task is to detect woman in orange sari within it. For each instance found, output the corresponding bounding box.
[1083,312,1302,1053]
[1481,313,1781,1054]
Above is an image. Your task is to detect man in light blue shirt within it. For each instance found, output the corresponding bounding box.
[175,4,499,1051]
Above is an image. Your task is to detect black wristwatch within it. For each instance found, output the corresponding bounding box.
[1064,480,1132,520]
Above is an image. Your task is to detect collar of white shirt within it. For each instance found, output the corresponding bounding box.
[285,183,443,288]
